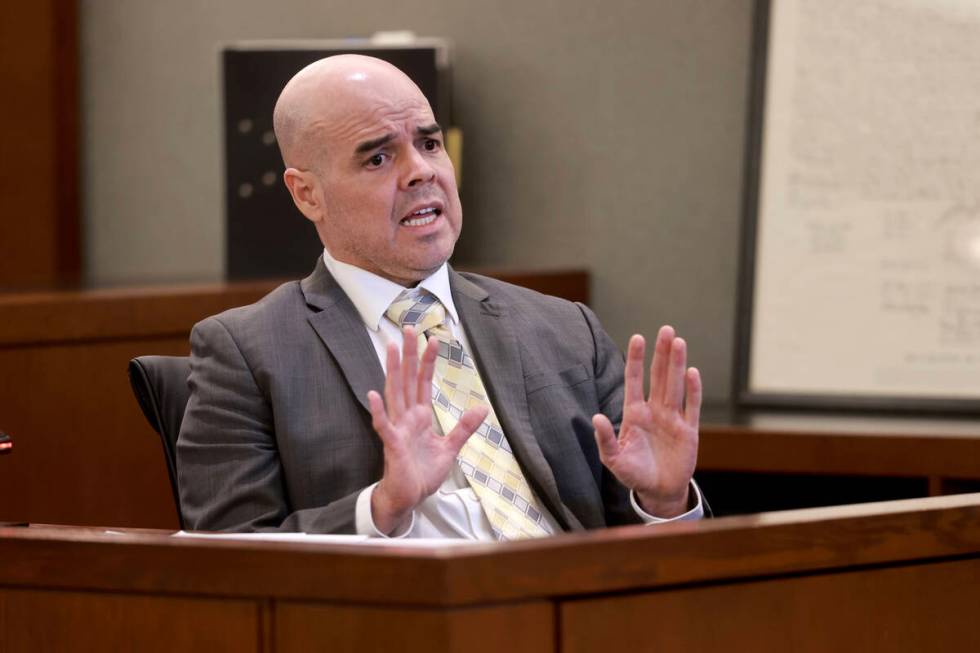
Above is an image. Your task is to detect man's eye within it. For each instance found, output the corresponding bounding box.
[367,153,387,168]
[423,138,440,152]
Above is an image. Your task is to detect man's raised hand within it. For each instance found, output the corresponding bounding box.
[366,326,488,535]
[592,325,701,518]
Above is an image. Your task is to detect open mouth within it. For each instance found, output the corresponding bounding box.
[401,206,442,227]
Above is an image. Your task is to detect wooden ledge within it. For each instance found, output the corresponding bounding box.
[2,493,978,607]
[0,269,589,346]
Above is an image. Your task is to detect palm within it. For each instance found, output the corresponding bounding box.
[593,327,702,516]
[376,403,463,504]
[367,328,488,520]
[606,399,698,498]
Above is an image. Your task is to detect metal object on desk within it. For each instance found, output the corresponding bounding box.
[0,431,25,525]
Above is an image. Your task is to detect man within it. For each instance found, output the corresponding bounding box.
[177,55,704,538]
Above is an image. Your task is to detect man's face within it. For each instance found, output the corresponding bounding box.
[307,77,462,285]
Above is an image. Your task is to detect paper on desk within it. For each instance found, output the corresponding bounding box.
[171,531,480,547]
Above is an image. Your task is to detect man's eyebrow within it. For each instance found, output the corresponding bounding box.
[354,133,396,155]
[353,124,442,155]
[416,123,442,136]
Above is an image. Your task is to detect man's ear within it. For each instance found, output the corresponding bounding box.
[283,168,324,225]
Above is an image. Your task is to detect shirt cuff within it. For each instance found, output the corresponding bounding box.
[630,479,705,523]
[355,482,416,538]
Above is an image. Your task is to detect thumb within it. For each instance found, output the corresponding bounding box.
[445,406,489,454]
[592,413,620,465]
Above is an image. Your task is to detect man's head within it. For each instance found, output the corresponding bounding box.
[274,55,461,286]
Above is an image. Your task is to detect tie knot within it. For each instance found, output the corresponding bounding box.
[386,290,446,334]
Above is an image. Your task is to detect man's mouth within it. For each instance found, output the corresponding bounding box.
[401,206,442,227]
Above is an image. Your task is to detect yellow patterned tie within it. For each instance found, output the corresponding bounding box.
[386,289,550,540]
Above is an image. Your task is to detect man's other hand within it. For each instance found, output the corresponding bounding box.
[592,326,701,518]
[367,326,488,535]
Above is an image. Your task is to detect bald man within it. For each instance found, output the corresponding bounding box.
[177,55,705,538]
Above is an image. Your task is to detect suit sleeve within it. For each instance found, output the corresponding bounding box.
[176,316,360,533]
[573,303,645,527]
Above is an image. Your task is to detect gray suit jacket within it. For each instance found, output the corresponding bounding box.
[177,259,640,533]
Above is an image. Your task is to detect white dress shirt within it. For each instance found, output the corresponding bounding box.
[320,249,703,539]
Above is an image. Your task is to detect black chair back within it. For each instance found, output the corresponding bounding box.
[127,355,191,529]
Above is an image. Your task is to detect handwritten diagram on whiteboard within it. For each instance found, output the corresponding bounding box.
[743,0,980,407]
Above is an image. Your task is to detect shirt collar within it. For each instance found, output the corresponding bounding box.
[321,248,459,331]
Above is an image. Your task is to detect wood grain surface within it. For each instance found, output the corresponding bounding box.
[275,601,554,653]
[562,558,980,652]
[1,495,978,651]
[1,494,977,606]
[699,408,980,478]
[3,589,261,652]
[0,0,79,287]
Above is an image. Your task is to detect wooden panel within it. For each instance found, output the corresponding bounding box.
[700,425,980,477]
[1,588,261,652]
[0,269,586,346]
[0,498,977,651]
[0,338,188,527]
[0,282,280,345]
[1,495,978,607]
[561,557,980,653]
[699,409,980,478]
[275,600,554,653]
[0,0,78,286]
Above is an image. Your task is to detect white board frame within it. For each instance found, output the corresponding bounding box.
[736,0,980,413]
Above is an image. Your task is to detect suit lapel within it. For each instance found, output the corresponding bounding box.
[450,270,583,531]
[301,259,385,414]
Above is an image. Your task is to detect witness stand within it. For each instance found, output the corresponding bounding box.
[2,493,979,651]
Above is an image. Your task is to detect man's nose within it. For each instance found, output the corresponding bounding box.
[400,148,436,188]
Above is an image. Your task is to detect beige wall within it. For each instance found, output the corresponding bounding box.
[80,0,754,402]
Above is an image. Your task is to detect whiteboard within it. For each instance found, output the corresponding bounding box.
[740,0,980,409]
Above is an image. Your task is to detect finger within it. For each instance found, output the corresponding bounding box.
[367,390,394,442]
[592,413,620,465]
[649,325,675,405]
[623,334,646,406]
[417,336,438,406]
[663,337,688,410]
[402,326,418,406]
[683,367,703,431]
[384,341,405,419]
[444,405,489,453]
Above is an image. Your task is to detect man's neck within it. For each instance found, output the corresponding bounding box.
[320,248,457,330]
